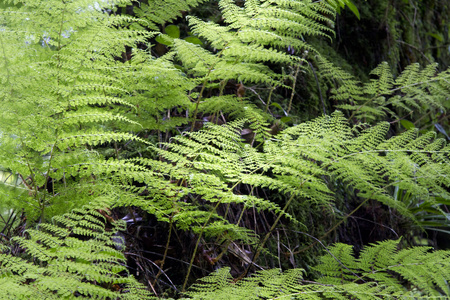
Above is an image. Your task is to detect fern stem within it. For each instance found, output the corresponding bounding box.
[154,215,173,284]
[21,152,41,212]
[293,230,365,282]
[287,64,300,115]
[189,37,235,132]
[182,182,237,291]
[181,173,227,291]
[265,85,276,113]
[40,136,58,222]
[308,61,326,115]
[126,252,178,292]
[296,177,407,255]
[189,83,207,132]
[183,156,278,291]
[189,8,270,132]
[296,197,371,255]
[240,189,302,279]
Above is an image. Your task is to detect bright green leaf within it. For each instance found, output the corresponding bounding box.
[271,102,284,110]
[184,36,203,45]
[344,0,360,20]
[155,34,174,46]
[165,25,180,39]
[400,119,415,130]
[427,32,443,42]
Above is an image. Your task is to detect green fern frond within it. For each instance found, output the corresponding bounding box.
[0,202,150,299]
[167,0,336,94]
[315,55,450,122]
[317,239,450,297]
[186,241,450,299]
[268,111,450,220]
[134,0,209,31]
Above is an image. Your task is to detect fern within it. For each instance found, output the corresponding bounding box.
[105,111,449,291]
[316,56,450,123]
[316,239,450,297]
[147,0,339,130]
[263,111,450,222]
[102,109,449,253]
[1,0,450,298]
[186,240,450,299]
[180,0,334,79]
[0,202,151,299]
[0,0,194,221]
[134,0,209,31]
[113,119,290,244]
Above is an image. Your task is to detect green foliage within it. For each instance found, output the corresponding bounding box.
[110,111,450,286]
[177,0,334,83]
[328,0,360,20]
[316,239,450,297]
[317,56,450,123]
[134,0,209,31]
[110,110,450,245]
[0,0,449,298]
[0,202,150,299]
[186,239,450,299]
[112,119,286,244]
[0,0,193,221]
[269,111,450,220]
[148,0,340,129]
[0,0,135,219]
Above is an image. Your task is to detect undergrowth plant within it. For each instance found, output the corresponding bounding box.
[108,110,450,291]
[0,0,157,221]
[0,201,150,299]
[149,0,338,131]
[186,239,450,299]
[0,0,449,298]
[317,56,450,125]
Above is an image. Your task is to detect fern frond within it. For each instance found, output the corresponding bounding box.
[186,241,450,299]
[317,239,450,297]
[134,0,209,31]
[0,202,150,299]
[269,111,450,220]
[167,0,336,101]
[315,52,450,122]
[344,62,447,121]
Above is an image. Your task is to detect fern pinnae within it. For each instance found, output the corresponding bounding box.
[2,202,150,299]
[186,242,450,299]
[134,0,209,31]
[2,0,450,298]
[163,121,291,291]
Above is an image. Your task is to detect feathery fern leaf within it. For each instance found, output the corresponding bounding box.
[0,0,193,221]
[0,202,150,299]
[316,56,450,122]
[186,240,450,299]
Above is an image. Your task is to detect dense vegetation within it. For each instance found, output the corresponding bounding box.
[0,0,449,298]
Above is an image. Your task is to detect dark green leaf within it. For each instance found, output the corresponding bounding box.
[280,117,291,123]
